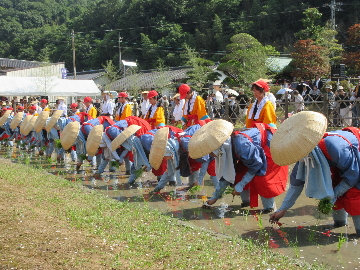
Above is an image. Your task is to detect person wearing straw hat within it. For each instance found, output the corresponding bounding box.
[246,79,276,128]
[269,111,360,236]
[44,110,64,159]
[32,110,50,155]
[172,93,184,127]
[0,109,15,147]
[177,122,213,190]
[144,90,166,129]
[55,97,67,117]
[115,92,132,121]
[101,92,115,117]
[189,120,288,213]
[83,97,97,118]
[139,91,150,119]
[70,103,80,116]
[93,120,130,176]
[179,84,210,128]
[149,127,181,193]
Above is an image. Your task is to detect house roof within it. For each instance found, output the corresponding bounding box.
[108,67,192,91]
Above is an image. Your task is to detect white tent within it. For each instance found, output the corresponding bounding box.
[0,76,101,96]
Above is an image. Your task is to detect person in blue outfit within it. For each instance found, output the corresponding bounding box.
[269,111,360,236]
[188,120,287,213]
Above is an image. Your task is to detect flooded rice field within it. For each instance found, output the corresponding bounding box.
[2,146,360,269]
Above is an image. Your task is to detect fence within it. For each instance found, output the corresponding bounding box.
[135,95,360,130]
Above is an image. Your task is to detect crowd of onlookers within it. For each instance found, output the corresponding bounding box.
[1,75,360,127]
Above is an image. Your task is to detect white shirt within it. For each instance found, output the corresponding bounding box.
[101,100,115,115]
[36,104,42,115]
[140,99,150,117]
[172,99,185,121]
[57,101,67,117]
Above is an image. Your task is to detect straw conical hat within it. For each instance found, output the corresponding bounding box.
[20,115,33,135]
[34,111,50,133]
[149,127,169,170]
[188,119,234,159]
[111,125,141,152]
[0,110,12,127]
[60,121,80,150]
[22,116,38,136]
[10,112,24,130]
[45,110,63,132]
[86,125,104,157]
[270,111,327,166]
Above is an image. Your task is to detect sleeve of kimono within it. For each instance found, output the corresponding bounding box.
[154,107,165,127]
[123,104,133,118]
[193,96,209,120]
[89,107,97,118]
[233,135,266,175]
[259,101,276,125]
[245,103,253,128]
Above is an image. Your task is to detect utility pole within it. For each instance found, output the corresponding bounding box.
[118,32,123,76]
[71,29,77,79]
[323,0,343,30]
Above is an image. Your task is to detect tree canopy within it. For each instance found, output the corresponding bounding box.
[0,0,359,75]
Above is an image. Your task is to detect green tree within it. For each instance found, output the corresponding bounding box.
[183,45,220,93]
[295,8,324,40]
[218,33,278,85]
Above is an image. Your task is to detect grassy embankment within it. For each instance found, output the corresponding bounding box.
[0,158,328,269]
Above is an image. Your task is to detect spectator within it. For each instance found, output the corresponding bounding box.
[325,85,335,126]
[335,87,352,126]
[293,90,304,113]
[236,89,249,118]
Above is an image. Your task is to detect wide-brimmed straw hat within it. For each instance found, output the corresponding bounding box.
[10,112,24,130]
[188,119,234,159]
[20,115,33,134]
[111,125,141,152]
[34,111,50,133]
[0,110,12,126]
[149,127,169,170]
[86,125,103,157]
[270,111,327,166]
[101,91,114,98]
[45,110,63,132]
[60,121,80,150]
[22,116,38,136]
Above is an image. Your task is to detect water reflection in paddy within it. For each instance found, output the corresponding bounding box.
[3,147,360,269]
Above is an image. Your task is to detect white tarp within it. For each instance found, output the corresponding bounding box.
[0,76,101,96]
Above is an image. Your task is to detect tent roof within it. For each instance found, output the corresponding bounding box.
[0,77,100,96]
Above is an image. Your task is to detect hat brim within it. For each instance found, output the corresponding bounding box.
[60,122,80,150]
[149,127,169,170]
[86,125,104,156]
[111,125,141,152]
[34,111,50,133]
[0,110,12,126]
[20,115,33,134]
[22,116,38,136]
[10,112,24,130]
[188,120,234,159]
[270,111,327,166]
[45,110,63,132]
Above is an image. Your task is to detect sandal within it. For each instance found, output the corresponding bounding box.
[202,201,214,209]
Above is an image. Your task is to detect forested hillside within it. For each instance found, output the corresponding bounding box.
[0,0,359,72]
